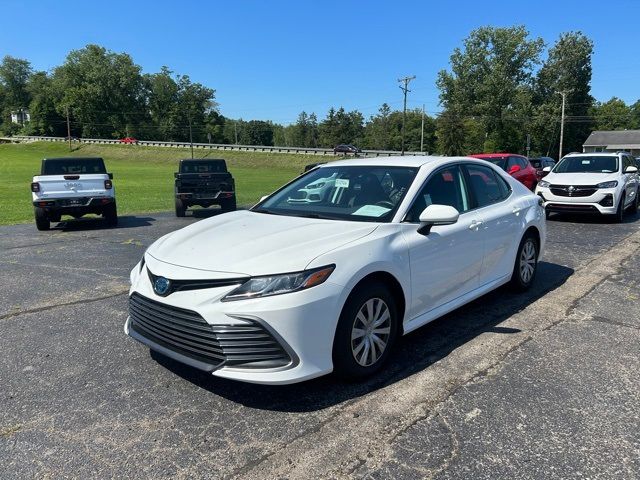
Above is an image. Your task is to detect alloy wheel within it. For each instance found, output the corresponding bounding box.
[351,298,391,367]
[519,238,537,284]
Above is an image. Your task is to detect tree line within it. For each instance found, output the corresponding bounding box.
[1,29,639,157]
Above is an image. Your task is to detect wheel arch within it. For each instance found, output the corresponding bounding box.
[344,271,407,336]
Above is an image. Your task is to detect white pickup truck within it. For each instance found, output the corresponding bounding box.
[31,157,118,230]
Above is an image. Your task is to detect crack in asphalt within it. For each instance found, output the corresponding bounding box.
[587,315,640,331]
[0,290,129,321]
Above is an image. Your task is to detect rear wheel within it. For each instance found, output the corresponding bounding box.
[103,202,118,227]
[175,198,186,217]
[333,281,398,380]
[510,233,538,291]
[34,207,50,231]
[221,196,237,212]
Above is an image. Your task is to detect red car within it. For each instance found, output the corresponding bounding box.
[119,137,138,144]
[469,153,537,190]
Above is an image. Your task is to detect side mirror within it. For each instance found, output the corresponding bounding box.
[508,165,521,174]
[108,173,114,179]
[542,166,551,172]
[624,166,638,173]
[418,204,459,235]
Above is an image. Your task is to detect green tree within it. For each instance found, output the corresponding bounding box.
[25,71,66,136]
[0,55,33,133]
[437,26,544,152]
[591,97,631,131]
[534,32,594,156]
[51,45,147,138]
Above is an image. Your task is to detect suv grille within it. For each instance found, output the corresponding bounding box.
[129,293,291,369]
[550,184,597,197]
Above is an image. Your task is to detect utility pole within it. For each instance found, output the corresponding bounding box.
[420,104,425,153]
[398,75,416,155]
[557,90,571,160]
[188,112,194,159]
[234,121,238,145]
[526,134,531,158]
[66,106,72,152]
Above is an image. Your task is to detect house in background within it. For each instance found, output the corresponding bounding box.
[10,109,31,125]
[583,130,640,156]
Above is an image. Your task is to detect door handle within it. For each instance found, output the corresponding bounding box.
[468,220,484,230]
[512,207,522,215]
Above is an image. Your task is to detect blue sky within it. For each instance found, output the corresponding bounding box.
[2,0,638,124]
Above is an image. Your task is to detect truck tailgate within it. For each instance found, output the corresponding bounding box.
[33,174,111,198]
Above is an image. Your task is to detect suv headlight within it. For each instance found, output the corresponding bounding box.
[596,181,618,189]
[222,265,335,301]
[538,180,550,188]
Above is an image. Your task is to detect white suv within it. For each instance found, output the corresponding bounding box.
[535,152,639,222]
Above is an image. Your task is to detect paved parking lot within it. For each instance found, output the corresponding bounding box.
[1,211,639,479]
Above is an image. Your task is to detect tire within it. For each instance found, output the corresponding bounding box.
[628,190,638,214]
[613,193,625,223]
[34,207,50,231]
[221,196,237,212]
[175,198,186,217]
[510,232,539,291]
[103,202,118,227]
[332,281,399,380]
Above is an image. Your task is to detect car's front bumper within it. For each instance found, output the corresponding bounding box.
[535,187,618,215]
[126,264,345,385]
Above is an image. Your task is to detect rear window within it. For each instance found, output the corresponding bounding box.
[181,161,226,173]
[42,158,106,175]
[554,156,619,174]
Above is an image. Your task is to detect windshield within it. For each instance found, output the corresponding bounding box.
[553,156,619,174]
[254,165,418,222]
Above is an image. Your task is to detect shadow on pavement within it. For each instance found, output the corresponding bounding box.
[54,215,156,231]
[151,260,574,412]
[548,210,639,225]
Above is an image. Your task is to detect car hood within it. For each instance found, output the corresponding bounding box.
[545,172,618,185]
[147,210,379,276]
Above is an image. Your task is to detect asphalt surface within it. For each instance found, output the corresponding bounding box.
[0,208,639,479]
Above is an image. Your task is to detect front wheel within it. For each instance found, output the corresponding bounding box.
[628,190,638,214]
[613,193,625,223]
[332,281,398,380]
[510,233,538,291]
[34,207,50,231]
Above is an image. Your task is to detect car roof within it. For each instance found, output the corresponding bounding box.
[469,153,522,158]
[180,158,225,162]
[43,157,104,161]
[563,152,621,157]
[318,155,475,169]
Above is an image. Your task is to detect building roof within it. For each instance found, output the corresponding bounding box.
[583,130,640,147]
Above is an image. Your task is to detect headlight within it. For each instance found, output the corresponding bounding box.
[538,180,550,188]
[222,265,335,301]
[596,181,618,189]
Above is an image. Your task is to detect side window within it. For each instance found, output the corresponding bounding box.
[405,165,470,222]
[518,157,529,168]
[465,164,511,208]
[507,157,519,170]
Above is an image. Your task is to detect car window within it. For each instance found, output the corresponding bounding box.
[465,164,510,208]
[405,165,470,222]
[530,159,541,169]
[507,157,519,169]
[181,161,226,173]
[518,157,529,168]
[42,158,106,175]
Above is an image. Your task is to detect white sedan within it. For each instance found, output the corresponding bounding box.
[126,156,545,384]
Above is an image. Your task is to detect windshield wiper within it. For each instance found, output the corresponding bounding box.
[253,208,280,215]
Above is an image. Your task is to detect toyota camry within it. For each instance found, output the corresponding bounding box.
[126,156,545,384]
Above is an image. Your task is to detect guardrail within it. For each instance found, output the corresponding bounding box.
[7,135,428,157]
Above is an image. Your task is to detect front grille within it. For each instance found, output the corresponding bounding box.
[546,203,599,213]
[550,184,597,197]
[147,269,246,296]
[129,293,291,369]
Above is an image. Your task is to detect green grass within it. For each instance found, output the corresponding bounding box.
[0,141,322,225]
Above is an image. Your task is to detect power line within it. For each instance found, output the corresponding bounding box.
[398,75,416,156]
